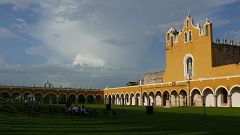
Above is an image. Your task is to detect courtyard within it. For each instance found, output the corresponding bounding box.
[1,105,240,135]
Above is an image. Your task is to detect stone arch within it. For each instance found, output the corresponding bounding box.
[78,94,85,104]
[155,91,161,106]
[216,87,228,107]
[149,92,154,106]
[112,94,116,105]
[170,90,178,107]
[58,93,67,104]
[120,93,124,105]
[163,91,169,107]
[107,94,112,104]
[12,91,21,101]
[202,88,214,107]
[125,93,130,105]
[215,86,228,94]
[95,95,103,104]
[230,85,240,107]
[142,92,148,106]
[179,90,187,106]
[44,93,58,104]
[191,89,202,106]
[87,94,95,104]
[0,91,10,101]
[22,92,34,103]
[135,93,141,106]
[116,94,120,105]
[68,93,76,104]
[104,95,108,104]
[34,93,43,104]
[130,93,135,105]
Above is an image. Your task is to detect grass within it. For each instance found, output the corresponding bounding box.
[1,104,240,135]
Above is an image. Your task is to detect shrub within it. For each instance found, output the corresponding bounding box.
[0,102,66,115]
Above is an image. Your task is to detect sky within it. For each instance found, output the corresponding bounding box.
[0,0,240,89]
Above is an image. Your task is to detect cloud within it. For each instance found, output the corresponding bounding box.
[13,18,28,31]
[0,27,14,38]
[73,54,105,68]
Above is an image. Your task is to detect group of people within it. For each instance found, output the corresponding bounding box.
[66,100,88,115]
[71,104,87,114]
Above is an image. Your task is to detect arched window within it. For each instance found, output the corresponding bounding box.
[205,25,208,36]
[189,31,192,41]
[183,54,194,79]
[170,36,173,47]
[186,20,189,28]
[186,57,193,76]
[167,33,170,40]
[184,32,187,42]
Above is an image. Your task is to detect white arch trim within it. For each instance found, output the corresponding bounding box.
[215,85,229,95]
[135,92,141,97]
[202,87,214,96]
[190,87,201,96]
[149,91,154,96]
[155,91,161,95]
[170,90,178,95]
[130,92,135,97]
[230,85,240,94]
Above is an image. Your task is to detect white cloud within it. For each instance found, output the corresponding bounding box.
[0,27,13,38]
[13,18,28,31]
[73,54,105,68]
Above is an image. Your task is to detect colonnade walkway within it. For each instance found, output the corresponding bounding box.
[104,76,240,107]
[0,86,104,104]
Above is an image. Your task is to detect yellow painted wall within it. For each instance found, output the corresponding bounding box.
[163,16,240,83]
[163,16,213,82]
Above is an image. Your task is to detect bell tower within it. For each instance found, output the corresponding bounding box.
[163,14,213,82]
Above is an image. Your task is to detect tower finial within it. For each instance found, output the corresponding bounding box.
[188,9,191,17]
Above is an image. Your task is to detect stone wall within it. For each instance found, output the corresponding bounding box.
[212,43,240,67]
[143,71,164,85]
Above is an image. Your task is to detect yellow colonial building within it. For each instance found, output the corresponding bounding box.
[104,15,240,107]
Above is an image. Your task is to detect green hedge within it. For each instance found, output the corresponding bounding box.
[0,102,66,114]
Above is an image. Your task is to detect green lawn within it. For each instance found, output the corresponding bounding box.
[1,105,240,135]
